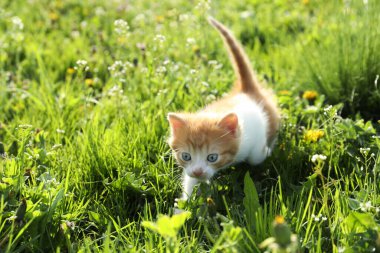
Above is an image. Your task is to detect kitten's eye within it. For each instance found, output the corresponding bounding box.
[181,152,192,161]
[207,154,218,162]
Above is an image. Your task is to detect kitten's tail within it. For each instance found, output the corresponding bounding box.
[208,17,261,95]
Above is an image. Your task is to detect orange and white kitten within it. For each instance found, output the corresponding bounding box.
[168,17,280,200]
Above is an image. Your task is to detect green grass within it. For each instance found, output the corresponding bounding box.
[0,0,379,252]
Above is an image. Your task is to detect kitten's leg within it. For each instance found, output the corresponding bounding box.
[248,145,270,165]
[182,174,199,200]
[174,174,199,214]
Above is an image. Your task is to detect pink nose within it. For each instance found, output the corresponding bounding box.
[193,169,204,177]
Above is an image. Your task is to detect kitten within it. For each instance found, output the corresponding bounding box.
[167,17,280,200]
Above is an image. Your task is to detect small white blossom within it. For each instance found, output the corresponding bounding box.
[324,105,333,112]
[195,0,211,11]
[311,154,327,163]
[208,60,223,69]
[360,201,372,212]
[108,60,133,78]
[311,213,327,222]
[240,11,253,19]
[179,13,191,22]
[186,37,196,47]
[18,124,33,129]
[338,247,345,253]
[7,215,18,221]
[114,19,130,35]
[95,7,105,16]
[56,129,65,134]
[75,60,88,70]
[11,16,24,30]
[360,147,370,155]
[154,34,166,43]
[201,81,210,87]
[107,85,124,96]
[190,69,197,75]
[156,66,167,74]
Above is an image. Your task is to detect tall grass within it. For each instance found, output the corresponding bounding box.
[296,0,380,120]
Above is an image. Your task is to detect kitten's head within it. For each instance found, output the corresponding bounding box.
[167,112,240,180]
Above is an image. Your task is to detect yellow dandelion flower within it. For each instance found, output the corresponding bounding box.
[206,197,215,206]
[192,45,200,52]
[66,68,75,75]
[49,12,59,21]
[274,215,285,224]
[155,15,165,23]
[304,130,324,142]
[85,78,94,86]
[278,90,291,96]
[302,0,309,5]
[303,90,318,101]
[117,37,127,44]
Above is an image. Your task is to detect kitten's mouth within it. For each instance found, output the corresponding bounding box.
[188,172,210,181]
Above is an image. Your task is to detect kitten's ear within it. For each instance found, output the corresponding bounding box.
[167,113,186,133]
[218,113,238,135]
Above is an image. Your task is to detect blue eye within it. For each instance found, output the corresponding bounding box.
[207,154,218,162]
[181,152,191,161]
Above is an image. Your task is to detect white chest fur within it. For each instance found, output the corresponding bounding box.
[231,94,269,165]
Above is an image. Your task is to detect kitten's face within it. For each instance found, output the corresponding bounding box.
[167,113,239,180]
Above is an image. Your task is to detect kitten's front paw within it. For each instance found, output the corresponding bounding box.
[174,197,187,214]
[174,207,185,214]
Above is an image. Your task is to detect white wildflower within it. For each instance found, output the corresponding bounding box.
[71,30,80,38]
[360,201,372,212]
[133,13,146,23]
[154,34,166,43]
[324,105,332,112]
[195,0,211,11]
[311,213,327,222]
[172,64,179,72]
[311,154,327,163]
[11,16,24,30]
[114,19,130,35]
[52,144,62,150]
[56,129,65,134]
[107,85,123,96]
[179,13,191,22]
[95,7,105,16]
[80,21,87,29]
[75,59,88,70]
[6,215,18,221]
[186,37,196,47]
[240,11,253,19]
[18,124,33,129]
[190,69,197,75]
[201,81,210,87]
[360,147,370,155]
[156,66,167,74]
[208,60,223,69]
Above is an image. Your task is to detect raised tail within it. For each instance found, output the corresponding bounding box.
[208,17,260,95]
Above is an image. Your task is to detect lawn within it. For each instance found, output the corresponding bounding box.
[0,0,379,252]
